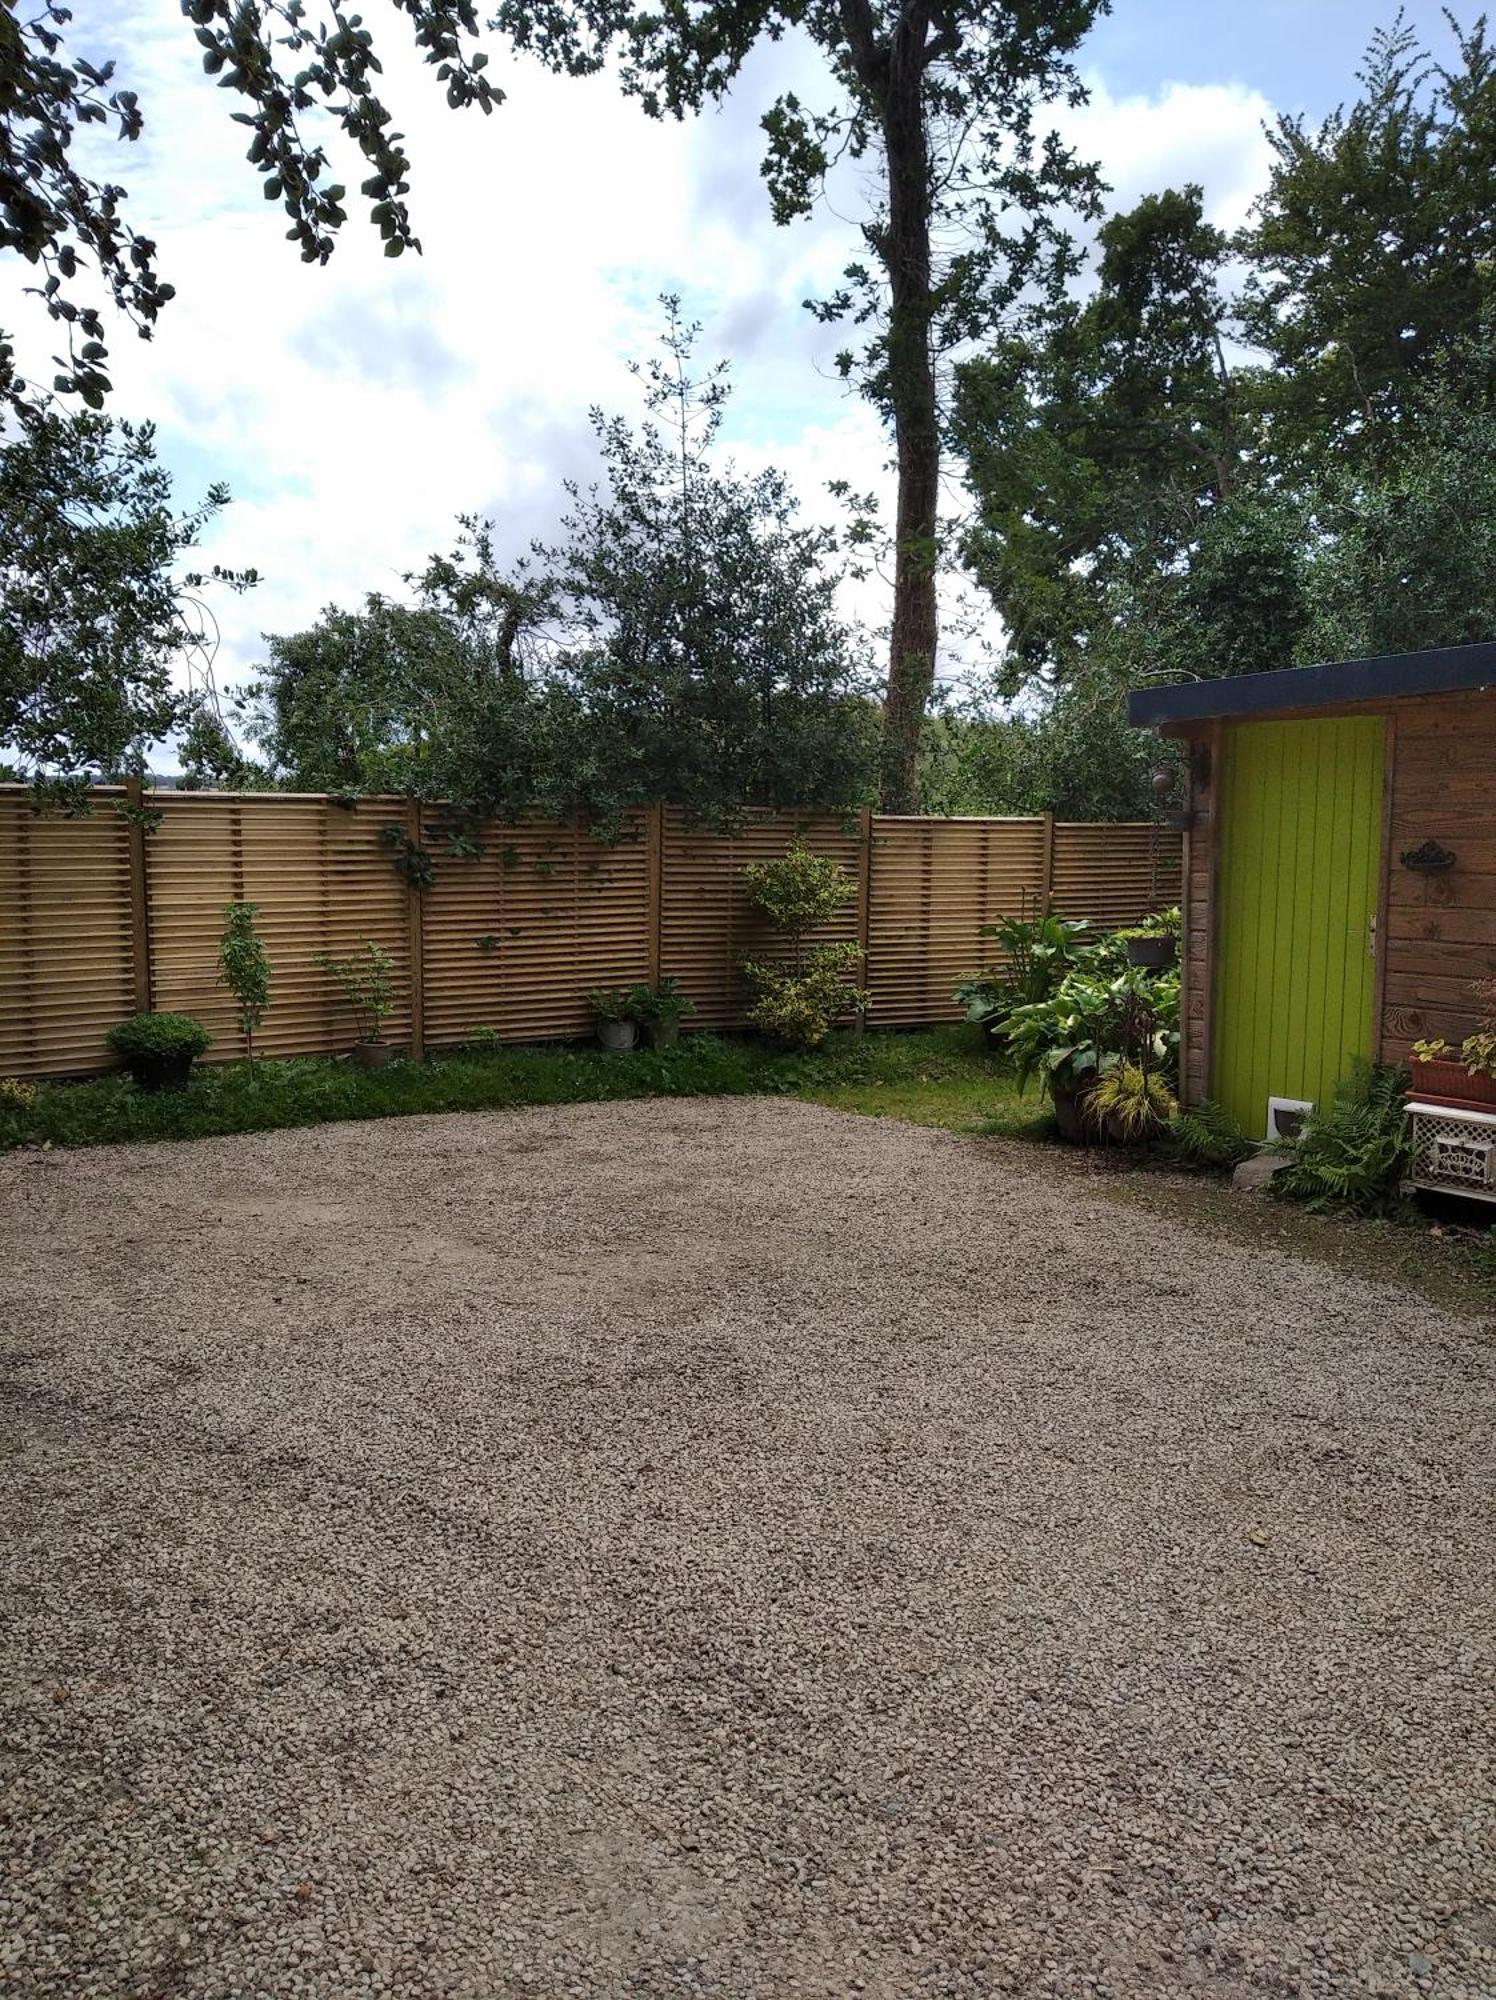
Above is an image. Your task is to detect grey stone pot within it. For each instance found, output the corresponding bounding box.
[598,1019,638,1053]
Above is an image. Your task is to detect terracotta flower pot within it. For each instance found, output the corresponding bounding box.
[1408,1057,1496,1108]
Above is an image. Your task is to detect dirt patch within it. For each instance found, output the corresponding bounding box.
[1,1097,1492,1998]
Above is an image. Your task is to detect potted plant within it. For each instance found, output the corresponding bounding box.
[1117,908,1180,971]
[628,976,696,1048]
[954,912,1093,1048]
[1005,963,1180,1145]
[106,1012,213,1092]
[1409,977,1496,1108]
[587,987,640,1052]
[320,941,398,1067]
[1087,1060,1178,1143]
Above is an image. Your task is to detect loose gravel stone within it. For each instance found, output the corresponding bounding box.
[1,1097,1492,1999]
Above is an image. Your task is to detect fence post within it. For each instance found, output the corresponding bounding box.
[645,802,664,986]
[855,805,874,1032]
[405,797,425,1062]
[125,776,153,1013]
[1039,812,1056,916]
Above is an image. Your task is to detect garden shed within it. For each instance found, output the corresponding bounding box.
[1130,642,1495,1140]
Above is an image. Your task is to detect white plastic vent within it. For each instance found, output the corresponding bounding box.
[1266,1096,1315,1143]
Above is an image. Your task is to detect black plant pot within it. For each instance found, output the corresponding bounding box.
[128,1052,196,1093]
[1126,934,1177,970]
[1051,1075,1097,1144]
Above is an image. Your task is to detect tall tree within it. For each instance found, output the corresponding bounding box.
[488,0,1104,809]
[1238,11,1496,481]
[955,184,1241,691]
[0,406,251,798]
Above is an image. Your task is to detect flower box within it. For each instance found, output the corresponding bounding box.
[1408,1057,1496,1109]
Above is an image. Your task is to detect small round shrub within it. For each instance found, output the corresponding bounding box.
[106,1013,213,1063]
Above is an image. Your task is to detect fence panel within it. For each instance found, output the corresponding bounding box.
[0,788,136,1077]
[419,811,652,1048]
[867,816,1049,1027]
[147,794,412,1061]
[658,808,862,1029]
[1051,822,1181,932]
[0,788,1181,1077]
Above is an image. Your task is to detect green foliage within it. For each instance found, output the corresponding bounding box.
[742,942,867,1053]
[954,912,1092,1032]
[1164,1099,1255,1173]
[104,1012,212,1063]
[378,822,435,890]
[319,942,395,1044]
[1004,962,1180,1097]
[956,184,1242,686]
[1088,1061,1177,1141]
[585,987,638,1024]
[1,0,498,410]
[487,0,1106,810]
[0,1028,1016,1153]
[0,409,253,788]
[249,308,875,837]
[1270,1064,1414,1217]
[218,902,271,1061]
[628,977,696,1026]
[1239,15,1496,484]
[741,841,855,946]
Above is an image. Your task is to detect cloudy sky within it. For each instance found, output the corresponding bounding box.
[4,0,1459,709]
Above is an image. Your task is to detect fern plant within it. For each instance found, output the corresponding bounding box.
[1270,1063,1412,1216]
[1164,1099,1253,1172]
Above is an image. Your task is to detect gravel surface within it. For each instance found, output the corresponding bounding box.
[2,1097,1493,2000]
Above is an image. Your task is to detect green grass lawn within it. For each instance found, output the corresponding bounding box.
[0,1025,1045,1153]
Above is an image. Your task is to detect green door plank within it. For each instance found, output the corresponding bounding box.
[1212,717,1385,1138]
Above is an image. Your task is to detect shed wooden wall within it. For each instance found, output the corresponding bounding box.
[1176,687,1496,1104]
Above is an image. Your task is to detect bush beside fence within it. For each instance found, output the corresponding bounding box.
[0,788,1181,1078]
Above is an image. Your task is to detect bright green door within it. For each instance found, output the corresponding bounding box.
[1213,717,1385,1138]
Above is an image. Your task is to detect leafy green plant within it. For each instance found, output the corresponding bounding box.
[1088,1061,1177,1140]
[742,943,868,1053]
[1005,964,1180,1096]
[218,902,271,1068]
[586,987,638,1024]
[628,977,696,1026]
[739,843,864,1050]
[954,911,1092,1038]
[1164,1099,1254,1172]
[105,1013,213,1064]
[379,822,435,890]
[319,941,395,1045]
[1270,1063,1413,1216]
[741,843,854,948]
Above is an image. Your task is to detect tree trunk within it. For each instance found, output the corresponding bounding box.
[876,30,939,814]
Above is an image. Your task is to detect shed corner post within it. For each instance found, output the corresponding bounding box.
[125,775,153,1014]
[405,795,425,1063]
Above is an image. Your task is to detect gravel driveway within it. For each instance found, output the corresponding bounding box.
[2,1098,1492,2000]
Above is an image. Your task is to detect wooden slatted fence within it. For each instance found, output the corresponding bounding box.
[0,788,1180,1077]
